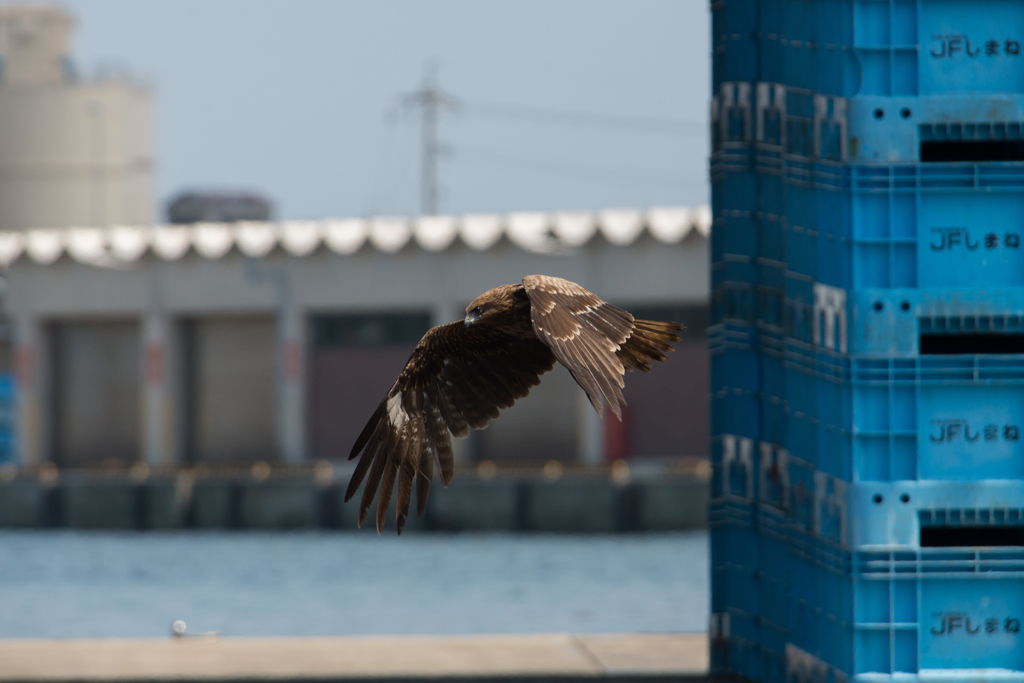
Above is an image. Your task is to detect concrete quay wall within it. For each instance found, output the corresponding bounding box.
[0,471,709,533]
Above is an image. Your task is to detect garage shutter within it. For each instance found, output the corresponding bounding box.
[618,304,709,459]
[308,312,431,461]
[185,317,276,464]
[53,321,140,466]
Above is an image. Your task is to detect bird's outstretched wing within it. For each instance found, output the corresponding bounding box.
[345,321,556,534]
[522,275,683,418]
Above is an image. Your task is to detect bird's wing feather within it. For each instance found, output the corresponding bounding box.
[345,320,556,534]
[616,319,685,372]
[522,274,635,418]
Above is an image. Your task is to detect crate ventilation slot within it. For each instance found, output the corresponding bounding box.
[921,140,1024,163]
[921,122,1024,142]
[920,123,1024,162]
[920,333,1024,355]
[921,526,1024,548]
[920,509,1024,547]
[922,507,1024,526]
[920,315,1024,336]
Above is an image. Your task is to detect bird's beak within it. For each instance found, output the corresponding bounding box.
[463,312,478,327]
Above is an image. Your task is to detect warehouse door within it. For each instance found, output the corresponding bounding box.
[613,304,709,460]
[474,365,580,464]
[308,312,431,461]
[53,321,140,467]
[185,317,276,464]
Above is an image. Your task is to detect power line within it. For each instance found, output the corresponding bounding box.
[455,146,693,187]
[385,75,703,210]
[464,101,705,136]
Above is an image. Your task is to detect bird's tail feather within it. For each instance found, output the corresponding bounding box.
[617,319,684,372]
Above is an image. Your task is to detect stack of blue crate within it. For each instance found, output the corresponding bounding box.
[0,373,16,462]
[710,0,1024,681]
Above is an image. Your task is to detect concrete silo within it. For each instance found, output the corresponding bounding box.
[0,5,154,231]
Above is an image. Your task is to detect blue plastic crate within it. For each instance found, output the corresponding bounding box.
[0,373,17,463]
[710,322,763,442]
[711,378,761,443]
[710,523,853,682]
[711,500,760,616]
[761,346,1024,484]
[758,505,794,637]
[712,283,756,325]
[787,546,855,675]
[762,330,789,447]
[846,479,1024,545]
[721,447,1024,545]
[852,546,1024,677]
[710,498,768,680]
[714,116,1024,293]
[713,434,759,499]
[714,0,1024,97]
[720,238,1024,351]
[846,480,1024,677]
[713,481,1024,681]
[801,286,1024,357]
[711,87,849,164]
[854,0,1024,98]
[781,350,1024,484]
[710,631,785,683]
[716,544,1024,681]
[711,280,789,331]
[711,434,849,546]
[714,85,1024,167]
[781,162,1024,291]
[710,497,790,683]
[713,0,857,96]
[849,163,1024,290]
[849,96,1024,164]
[711,0,759,88]
[714,286,1024,483]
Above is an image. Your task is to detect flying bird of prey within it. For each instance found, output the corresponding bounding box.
[345,275,684,534]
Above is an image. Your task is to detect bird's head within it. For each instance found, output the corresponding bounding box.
[464,286,516,327]
[464,299,495,327]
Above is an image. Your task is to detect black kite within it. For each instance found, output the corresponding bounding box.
[345,275,684,534]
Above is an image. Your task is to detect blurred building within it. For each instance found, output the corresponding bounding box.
[0,6,154,232]
[167,192,274,224]
[0,208,710,469]
[0,4,153,461]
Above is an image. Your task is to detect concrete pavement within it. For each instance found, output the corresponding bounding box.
[0,633,709,682]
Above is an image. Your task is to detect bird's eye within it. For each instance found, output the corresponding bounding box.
[473,306,482,314]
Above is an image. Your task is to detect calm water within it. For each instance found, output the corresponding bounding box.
[0,531,708,638]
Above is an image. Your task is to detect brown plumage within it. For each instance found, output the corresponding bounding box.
[344,274,684,534]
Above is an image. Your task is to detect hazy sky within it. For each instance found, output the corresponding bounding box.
[57,0,709,220]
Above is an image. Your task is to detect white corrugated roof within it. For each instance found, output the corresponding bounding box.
[0,205,710,267]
